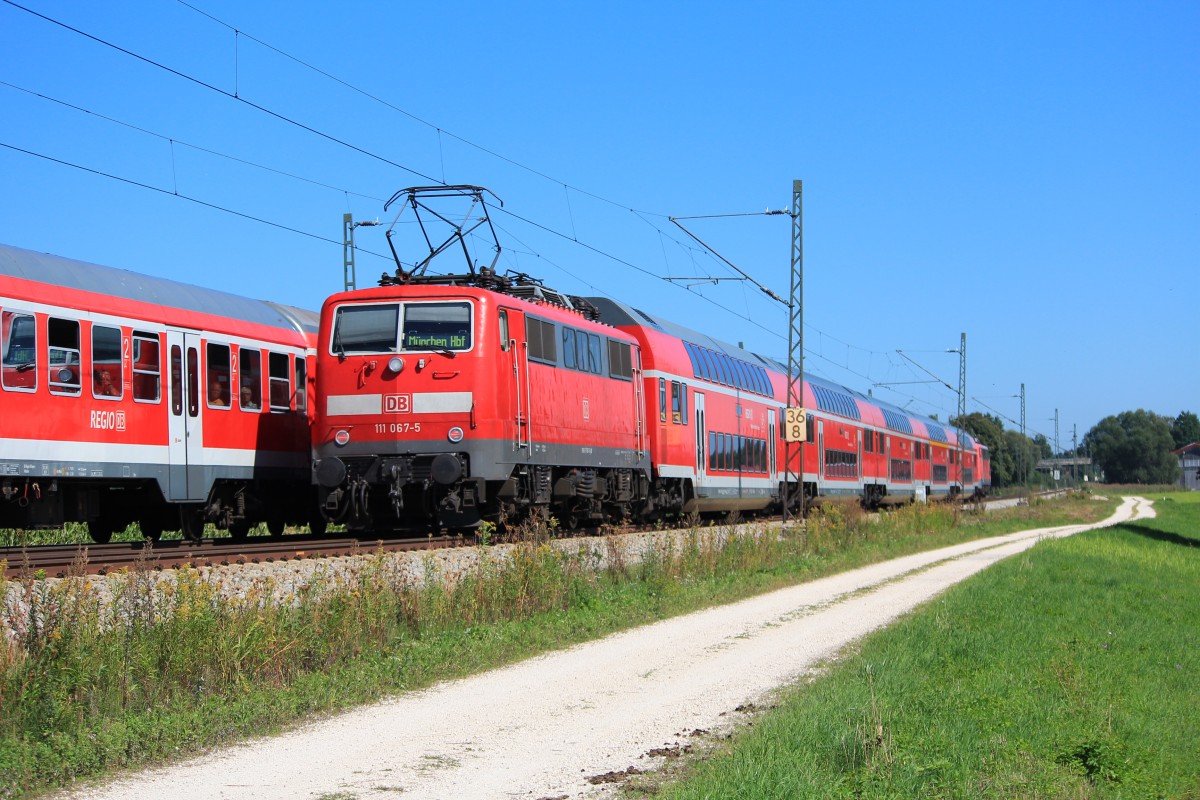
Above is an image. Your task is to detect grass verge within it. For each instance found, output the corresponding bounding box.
[1,494,1114,798]
[645,493,1199,799]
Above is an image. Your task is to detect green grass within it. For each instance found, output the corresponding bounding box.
[647,493,1200,799]
[0,495,1116,798]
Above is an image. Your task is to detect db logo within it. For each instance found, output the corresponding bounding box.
[384,394,411,414]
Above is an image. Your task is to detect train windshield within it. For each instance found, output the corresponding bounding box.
[331,304,400,354]
[402,302,472,352]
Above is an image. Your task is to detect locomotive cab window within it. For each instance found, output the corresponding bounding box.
[402,302,471,352]
[331,303,400,355]
[91,324,123,400]
[2,310,37,392]
[48,317,82,396]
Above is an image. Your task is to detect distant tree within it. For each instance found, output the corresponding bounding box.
[1003,429,1037,485]
[1033,434,1053,460]
[952,412,1012,485]
[1084,409,1180,484]
[1170,411,1200,449]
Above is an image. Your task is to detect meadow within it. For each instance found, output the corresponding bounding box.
[648,493,1200,799]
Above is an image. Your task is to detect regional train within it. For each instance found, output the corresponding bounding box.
[311,268,990,531]
[0,243,989,543]
[0,243,322,541]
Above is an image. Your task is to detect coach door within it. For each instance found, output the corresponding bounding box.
[166,330,205,501]
[694,392,707,482]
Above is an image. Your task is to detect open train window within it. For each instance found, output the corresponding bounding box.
[331,303,399,355]
[402,302,471,352]
[132,332,161,403]
[1,310,36,393]
[206,342,231,409]
[91,324,123,400]
[239,348,262,412]
[268,352,290,412]
[48,317,81,396]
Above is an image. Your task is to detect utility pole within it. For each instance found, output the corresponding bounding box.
[784,179,804,522]
[1073,424,1078,486]
[343,213,381,292]
[954,332,966,493]
[1020,383,1026,494]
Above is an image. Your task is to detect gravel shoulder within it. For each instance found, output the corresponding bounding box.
[57,496,1153,800]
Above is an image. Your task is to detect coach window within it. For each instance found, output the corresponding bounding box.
[1,310,36,392]
[659,378,667,423]
[294,356,308,413]
[708,432,718,470]
[671,381,682,424]
[331,303,399,354]
[91,324,123,400]
[48,317,82,396]
[206,343,231,409]
[132,332,161,403]
[402,302,471,352]
[268,352,290,412]
[239,348,262,411]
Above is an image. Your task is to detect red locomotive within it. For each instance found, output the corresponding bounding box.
[0,243,320,542]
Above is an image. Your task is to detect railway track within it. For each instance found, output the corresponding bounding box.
[0,533,461,578]
[1,491,1048,580]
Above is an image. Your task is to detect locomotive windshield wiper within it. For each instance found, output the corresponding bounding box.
[436,349,456,358]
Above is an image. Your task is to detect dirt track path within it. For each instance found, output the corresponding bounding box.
[61,496,1154,800]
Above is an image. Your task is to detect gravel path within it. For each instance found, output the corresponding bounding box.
[57,496,1153,800]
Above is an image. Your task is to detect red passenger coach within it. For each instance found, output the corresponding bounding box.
[0,244,319,541]
[312,274,648,530]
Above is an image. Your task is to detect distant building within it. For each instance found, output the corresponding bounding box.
[1174,443,1200,491]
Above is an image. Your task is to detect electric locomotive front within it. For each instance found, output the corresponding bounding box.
[312,281,649,531]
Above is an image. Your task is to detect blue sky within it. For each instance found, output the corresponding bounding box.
[2,0,1196,447]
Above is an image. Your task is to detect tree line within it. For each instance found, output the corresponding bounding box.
[949,409,1197,487]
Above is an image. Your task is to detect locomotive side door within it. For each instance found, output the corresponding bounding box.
[165,329,204,501]
[498,307,528,453]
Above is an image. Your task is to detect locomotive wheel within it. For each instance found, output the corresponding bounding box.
[266,514,286,537]
[140,517,164,542]
[179,505,205,543]
[88,517,117,544]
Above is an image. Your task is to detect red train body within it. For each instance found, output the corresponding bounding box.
[1,241,990,541]
[0,244,320,541]
[311,273,990,531]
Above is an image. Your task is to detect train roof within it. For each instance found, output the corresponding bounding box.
[586,294,976,445]
[0,243,319,335]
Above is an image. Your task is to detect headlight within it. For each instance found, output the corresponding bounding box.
[448,426,464,443]
[333,429,351,446]
[387,356,405,374]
